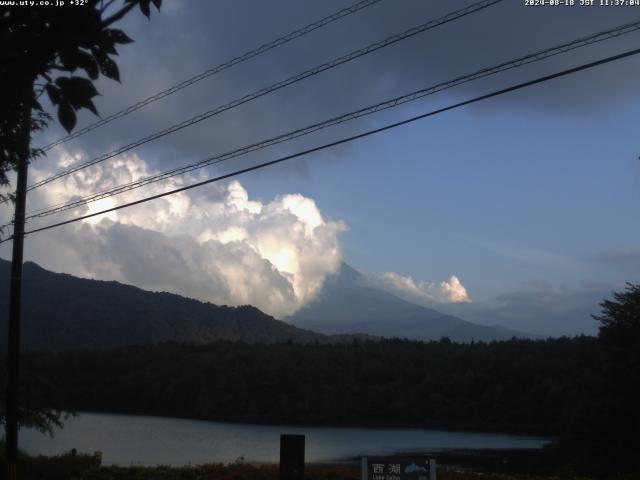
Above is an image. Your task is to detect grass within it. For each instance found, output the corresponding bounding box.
[0,455,359,480]
[0,450,637,480]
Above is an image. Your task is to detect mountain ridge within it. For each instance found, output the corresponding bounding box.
[288,263,532,342]
[0,259,530,351]
[0,259,370,351]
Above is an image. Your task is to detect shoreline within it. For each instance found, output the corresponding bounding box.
[58,410,555,439]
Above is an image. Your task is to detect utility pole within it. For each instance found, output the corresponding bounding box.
[5,86,32,480]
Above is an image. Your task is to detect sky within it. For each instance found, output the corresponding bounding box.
[2,0,640,336]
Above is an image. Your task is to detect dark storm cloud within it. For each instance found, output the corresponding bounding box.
[32,0,640,178]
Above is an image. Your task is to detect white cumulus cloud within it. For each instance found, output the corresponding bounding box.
[1,152,346,318]
[367,271,471,305]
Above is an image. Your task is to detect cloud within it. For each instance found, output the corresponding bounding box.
[1,153,347,318]
[362,266,613,337]
[437,281,614,337]
[3,0,637,330]
[366,271,471,304]
[440,275,471,303]
[28,0,640,178]
[585,249,640,275]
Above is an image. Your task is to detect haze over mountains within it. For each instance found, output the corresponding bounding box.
[0,259,532,352]
[288,263,530,342]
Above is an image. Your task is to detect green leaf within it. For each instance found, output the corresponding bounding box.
[55,77,100,117]
[139,0,151,17]
[56,76,99,102]
[105,28,134,45]
[59,48,79,71]
[57,102,76,133]
[77,51,99,80]
[45,84,62,105]
[95,33,118,55]
[59,48,100,79]
[101,40,118,55]
[32,98,44,112]
[82,98,99,117]
[99,57,120,82]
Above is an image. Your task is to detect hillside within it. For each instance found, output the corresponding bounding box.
[0,259,365,351]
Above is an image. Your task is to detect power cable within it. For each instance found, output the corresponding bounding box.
[23,19,640,220]
[37,0,387,153]
[1,46,636,244]
[26,0,503,192]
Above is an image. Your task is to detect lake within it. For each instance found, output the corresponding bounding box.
[20,412,549,466]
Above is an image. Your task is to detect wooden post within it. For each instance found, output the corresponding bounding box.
[5,85,32,480]
[280,434,305,480]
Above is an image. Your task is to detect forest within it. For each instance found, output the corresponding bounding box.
[15,337,597,435]
[2,283,639,476]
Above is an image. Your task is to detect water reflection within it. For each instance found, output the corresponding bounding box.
[21,412,549,466]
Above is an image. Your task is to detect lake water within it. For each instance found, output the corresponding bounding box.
[20,412,549,466]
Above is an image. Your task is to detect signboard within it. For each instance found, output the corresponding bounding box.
[362,457,436,480]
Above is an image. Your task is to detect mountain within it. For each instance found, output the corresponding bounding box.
[0,259,369,352]
[287,263,531,342]
[0,259,528,351]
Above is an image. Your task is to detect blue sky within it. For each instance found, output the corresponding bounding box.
[240,67,640,300]
[2,0,640,335]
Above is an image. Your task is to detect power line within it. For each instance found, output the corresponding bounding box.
[37,0,386,153]
[26,0,503,192]
[2,46,637,244]
[23,19,640,221]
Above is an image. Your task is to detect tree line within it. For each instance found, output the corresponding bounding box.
[14,336,597,436]
[1,283,638,476]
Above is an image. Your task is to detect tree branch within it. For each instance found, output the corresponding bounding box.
[101,1,137,27]
[100,0,117,13]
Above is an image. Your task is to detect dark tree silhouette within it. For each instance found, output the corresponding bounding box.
[0,0,161,461]
[591,283,640,475]
[0,0,161,201]
[593,282,640,345]
[550,283,640,476]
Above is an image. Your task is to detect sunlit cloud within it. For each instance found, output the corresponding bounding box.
[367,271,471,304]
[1,152,347,318]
